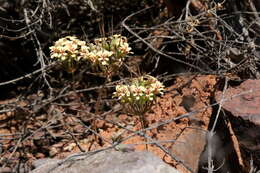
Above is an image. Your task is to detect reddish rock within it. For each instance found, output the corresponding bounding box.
[170,128,207,173]
[216,79,260,170]
[216,80,260,123]
[0,167,12,173]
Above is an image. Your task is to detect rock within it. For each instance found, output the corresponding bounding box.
[170,128,207,173]
[216,79,260,170]
[163,75,215,173]
[32,158,60,169]
[30,149,180,173]
[216,80,260,125]
[0,167,12,173]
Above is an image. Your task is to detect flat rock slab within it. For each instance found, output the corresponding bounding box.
[170,128,206,173]
[216,79,260,169]
[216,79,260,125]
[30,149,180,173]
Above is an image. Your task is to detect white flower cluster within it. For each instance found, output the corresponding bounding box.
[113,75,164,104]
[87,34,132,67]
[49,35,131,75]
[50,36,87,62]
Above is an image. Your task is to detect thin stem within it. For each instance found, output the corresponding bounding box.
[139,113,148,150]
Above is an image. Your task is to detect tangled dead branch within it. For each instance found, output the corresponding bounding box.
[123,0,260,78]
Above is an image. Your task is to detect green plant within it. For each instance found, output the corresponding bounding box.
[113,75,164,124]
[49,36,87,73]
[113,75,164,115]
[50,34,132,79]
[86,34,132,79]
[113,75,164,149]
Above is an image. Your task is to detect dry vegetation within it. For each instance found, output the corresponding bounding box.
[0,0,259,172]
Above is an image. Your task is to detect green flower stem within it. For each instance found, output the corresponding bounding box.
[138,113,148,150]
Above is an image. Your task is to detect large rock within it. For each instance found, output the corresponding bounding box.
[170,128,207,173]
[216,79,260,170]
[30,149,180,173]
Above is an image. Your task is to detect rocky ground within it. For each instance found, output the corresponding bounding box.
[0,75,213,172]
[0,0,260,173]
[1,74,259,173]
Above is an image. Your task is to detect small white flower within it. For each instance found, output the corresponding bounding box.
[114,75,164,114]
[61,56,67,61]
[149,97,154,101]
[101,61,108,65]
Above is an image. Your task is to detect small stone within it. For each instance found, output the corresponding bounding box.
[49,147,59,157]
